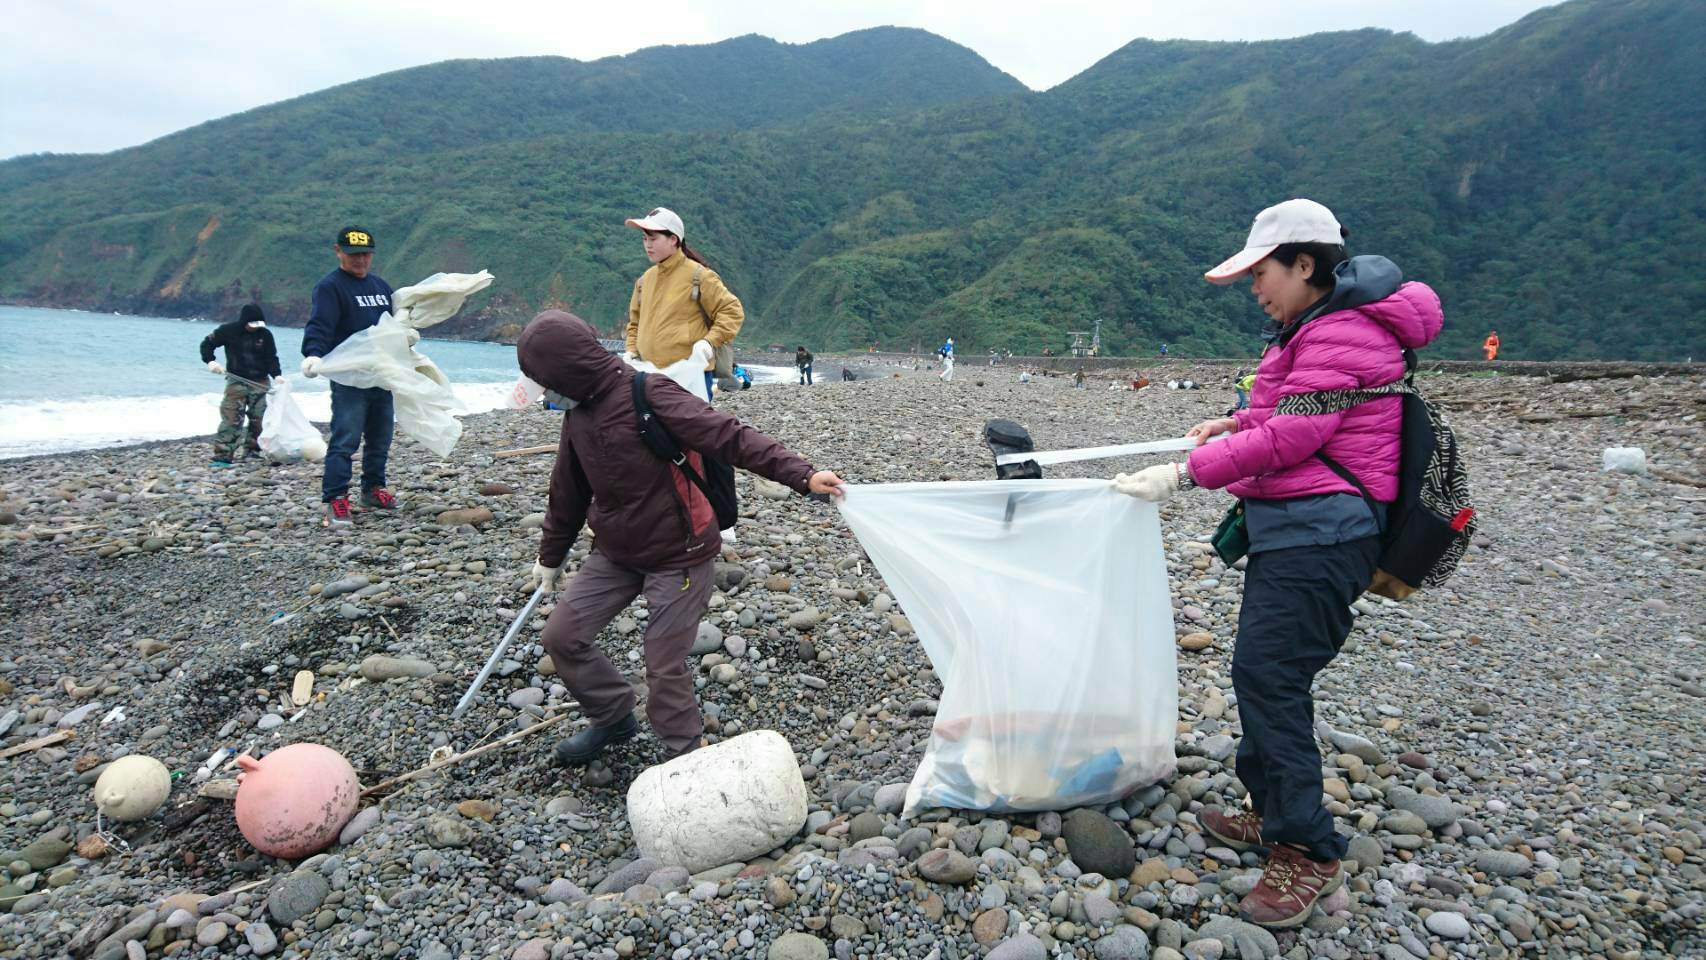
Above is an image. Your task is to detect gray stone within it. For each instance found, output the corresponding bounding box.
[268,870,330,925]
[1093,926,1152,960]
[768,931,829,960]
[17,837,72,871]
[989,933,1049,960]
[644,866,690,890]
[1380,810,1430,836]
[849,812,885,844]
[1424,911,1472,939]
[1346,835,1384,872]
[320,576,370,598]
[245,921,279,955]
[916,848,978,885]
[424,815,475,848]
[1327,729,1384,764]
[1195,918,1278,958]
[197,921,230,946]
[506,687,545,709]
[1062,809,1136,879]
[592,857,659,895]
[339,805,381,845]
[1474,850,1533,877]
[692,622,725,655]
[873,783,907,816]
[1387,787,1458,829]
[540,878,586,904]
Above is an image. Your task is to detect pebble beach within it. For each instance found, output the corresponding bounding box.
[1,360,1702,960]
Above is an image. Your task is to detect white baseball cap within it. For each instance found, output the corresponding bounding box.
[1204,199,1343,285]
[625,206,685,241]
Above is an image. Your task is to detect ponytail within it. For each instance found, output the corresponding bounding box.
[678,239,713,271]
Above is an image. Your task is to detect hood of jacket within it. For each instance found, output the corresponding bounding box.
[1274,255,1439,352]
[517,311,629,406]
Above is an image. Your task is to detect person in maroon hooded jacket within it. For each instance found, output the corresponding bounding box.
[517,311,845,767]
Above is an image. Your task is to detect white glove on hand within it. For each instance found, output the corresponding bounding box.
[621,351,637,362]
[1113,463,1186,503]
[207,360,224,374]
[301,357,322,378]
[691,339,715,367]
[405,328,421,346]
[533,561,563,591]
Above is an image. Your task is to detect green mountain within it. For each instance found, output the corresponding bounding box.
[3,2,1703,360]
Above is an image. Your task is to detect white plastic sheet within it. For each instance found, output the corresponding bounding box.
[391,271,494,330]
[317,314,462,456]
[257,381,326,462]
[837,479,1177,816]
[624,350,712,403]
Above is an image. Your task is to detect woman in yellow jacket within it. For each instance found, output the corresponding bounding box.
[623,207,744,400]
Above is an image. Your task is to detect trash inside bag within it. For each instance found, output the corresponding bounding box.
[391,271,494,330]
[837,479,1177,816]
[316,314,462,456]
[258,380,327,462]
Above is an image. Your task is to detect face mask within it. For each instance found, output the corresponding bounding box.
[246,321,266,329]
[542,389,577,410]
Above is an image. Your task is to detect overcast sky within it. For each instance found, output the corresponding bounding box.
[1,0,1561,160]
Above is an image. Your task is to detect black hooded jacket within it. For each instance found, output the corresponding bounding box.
[200,304,282,381]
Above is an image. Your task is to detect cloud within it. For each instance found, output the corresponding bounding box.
[0,0,1561,159]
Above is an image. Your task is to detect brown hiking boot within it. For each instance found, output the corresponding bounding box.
[1238,843,1343,928]
[1201,807,1264,849]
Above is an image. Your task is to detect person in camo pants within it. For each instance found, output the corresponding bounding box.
[199,303,281,467]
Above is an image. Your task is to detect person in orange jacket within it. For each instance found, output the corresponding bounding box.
[1483,330,1500,361]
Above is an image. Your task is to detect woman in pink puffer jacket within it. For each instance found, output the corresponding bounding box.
[1114,199,1443,928]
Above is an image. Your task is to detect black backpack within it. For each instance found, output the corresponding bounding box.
[630,372,739,530]
[1275,350,1476,600]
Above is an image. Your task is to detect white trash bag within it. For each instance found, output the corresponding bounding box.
[257,380,327,463]
[317,314,462,456]
[837,479,1177,816]
[392,271,494,331]
[623,340,713,403]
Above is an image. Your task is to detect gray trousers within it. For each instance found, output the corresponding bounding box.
[541,552,714,752]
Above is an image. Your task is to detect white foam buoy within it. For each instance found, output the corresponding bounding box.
[92,755,172,822]
[627,730,807,872]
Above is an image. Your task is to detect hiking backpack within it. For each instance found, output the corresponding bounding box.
[1274,350,1476,600]
[630,372,739,530]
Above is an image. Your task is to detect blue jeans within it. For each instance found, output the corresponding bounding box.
[1235,388,1249,410]
[322,382,394,502]
[703,371,715,404]
[799,364,813,385]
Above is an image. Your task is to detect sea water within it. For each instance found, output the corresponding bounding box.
[0,306,794,459]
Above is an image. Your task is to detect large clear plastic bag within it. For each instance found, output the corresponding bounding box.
[392,271,494,330]
[837,479,1177,816]
[624,351,712,403]
[316,314,462,456]
[257,380,327,462]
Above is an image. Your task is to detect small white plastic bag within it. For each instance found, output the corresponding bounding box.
[257,380,327,462]
[391,271,494,330]
[837,479,1177,816]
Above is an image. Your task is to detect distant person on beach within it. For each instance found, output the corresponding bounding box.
[1159,342,1169,358]
[199,303,281,467]
[732,364,753,390]
[1113,198,1443,928]
[940,351,955,382]
[623,207,743,401]
[516,311,844,767]
[796,345,814,385]
[300,227,397,529]
[1483,330,1500,361]
[1233,368,1255,412]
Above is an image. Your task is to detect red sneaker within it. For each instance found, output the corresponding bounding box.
[324,497,353,529]
[1238,843,1343,928]
[360,488,397,510]
[1202,807,1265,849]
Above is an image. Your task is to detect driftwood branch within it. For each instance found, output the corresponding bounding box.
[493,445,556,459]
[359,713,568,798]
[0,730,74,760]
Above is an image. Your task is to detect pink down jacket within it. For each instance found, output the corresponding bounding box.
[1186,282,1444,501]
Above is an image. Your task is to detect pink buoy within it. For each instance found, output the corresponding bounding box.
[234,743,360,858]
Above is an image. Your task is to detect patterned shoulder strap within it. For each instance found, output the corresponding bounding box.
[1274,379,1413,417]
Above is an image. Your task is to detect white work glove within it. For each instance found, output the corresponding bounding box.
[622,351,636,362]
[301,357,322,378]
[533,560,563,591]
[405,328,421,346]
[1113,463,1188,503]
[207,360,224,375]
[691,339,715,367]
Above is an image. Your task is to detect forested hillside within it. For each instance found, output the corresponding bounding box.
[3,1,1701,360]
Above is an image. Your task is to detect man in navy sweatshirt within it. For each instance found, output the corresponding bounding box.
[301,226,398,529]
